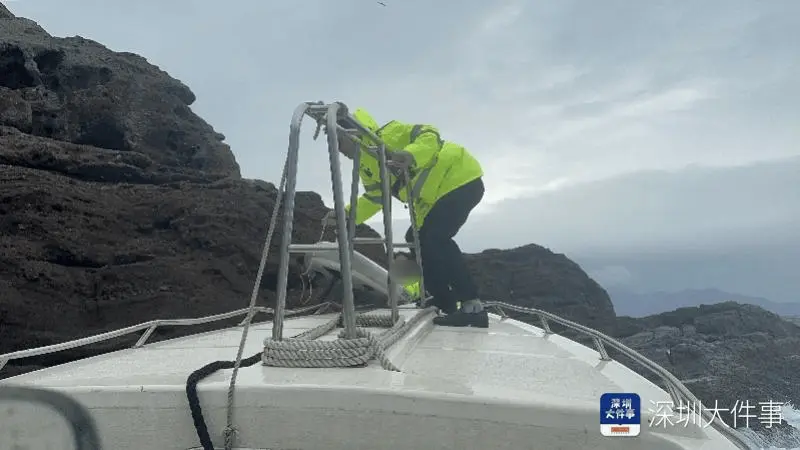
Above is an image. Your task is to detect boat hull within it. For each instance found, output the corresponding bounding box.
[1,307,743,450]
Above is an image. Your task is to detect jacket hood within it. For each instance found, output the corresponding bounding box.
[352,108,379,132]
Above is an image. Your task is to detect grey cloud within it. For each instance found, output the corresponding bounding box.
[576,244,800,304]
[457,156,800,302]
[457,155,800,254]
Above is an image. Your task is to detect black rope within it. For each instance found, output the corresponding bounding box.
[186,352,262,450]
[184,271,356,449]
[184,276,337,449]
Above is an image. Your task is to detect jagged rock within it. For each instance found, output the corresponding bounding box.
[615,302,800,445]
[466,244,617,333]
[0,162,386,361]
[0,14,239,179]
[0,11,384,371]
[0,87,31,129]
[0,3,14,19]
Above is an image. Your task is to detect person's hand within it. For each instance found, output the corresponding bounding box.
[387,150,414,174]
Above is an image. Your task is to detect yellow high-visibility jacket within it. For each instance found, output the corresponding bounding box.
[344,108,483,228]
[343,108,483,299]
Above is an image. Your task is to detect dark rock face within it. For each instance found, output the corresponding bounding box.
[0,11,384,374]
[0,12,239,179]
[0,3,14,19]
[0,154,385,366]
[466,244,617,333]
[615,302,800,445]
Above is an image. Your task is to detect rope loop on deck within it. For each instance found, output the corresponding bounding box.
[261,307,434,372]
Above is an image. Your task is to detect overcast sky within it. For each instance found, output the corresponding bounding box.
[7,0,800,301]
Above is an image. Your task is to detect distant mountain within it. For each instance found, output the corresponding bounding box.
[608,287,800,318]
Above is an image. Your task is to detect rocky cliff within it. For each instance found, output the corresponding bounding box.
[0,6,613,376]
[0,6,390,375]
[616,303,800,446]
[466,245,617,333]
[3,10,796,447]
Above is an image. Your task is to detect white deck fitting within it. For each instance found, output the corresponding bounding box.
[1,306,742,450]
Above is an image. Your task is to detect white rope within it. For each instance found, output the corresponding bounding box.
[223,158,289,450]
[259,207,436,372]
[262,306,435,371]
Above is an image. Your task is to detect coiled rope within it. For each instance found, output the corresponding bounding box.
[260,196,433,372]
[262,305,434,372]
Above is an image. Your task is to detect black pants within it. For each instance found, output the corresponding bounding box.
[405,177,484,313]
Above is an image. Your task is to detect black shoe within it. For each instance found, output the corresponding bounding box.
[418,297,458,315]
[432,310,489,328]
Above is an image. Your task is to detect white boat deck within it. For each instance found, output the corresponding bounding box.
[1,305,744,450]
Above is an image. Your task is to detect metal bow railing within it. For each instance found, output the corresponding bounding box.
[0,303,332,374]
[484,301,752,450]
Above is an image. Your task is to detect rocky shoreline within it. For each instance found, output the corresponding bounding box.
[2,4,798,447]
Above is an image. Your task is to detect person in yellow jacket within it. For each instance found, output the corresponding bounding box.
[326,107,488,328]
